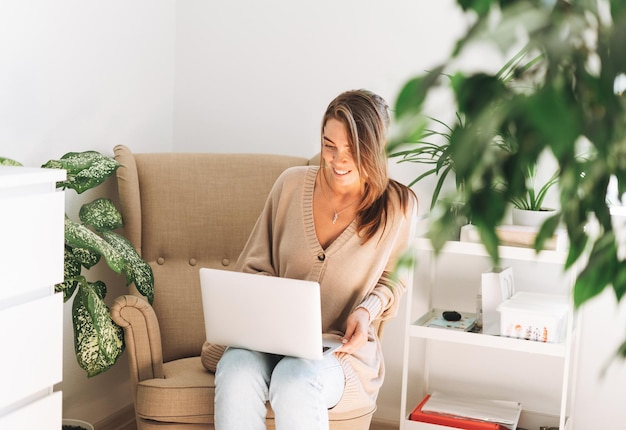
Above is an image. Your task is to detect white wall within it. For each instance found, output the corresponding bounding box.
[173,0,466,158]
[0,0,176,424]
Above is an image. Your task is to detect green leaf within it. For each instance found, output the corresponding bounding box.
[612,263,626,302]
[528,86,580,158]
[70,246,100,269]
[102,231,155,303]
[0,157,22,166]
[73,282,124,377]
[453,73,507,117]
[55,247,82,302]
[394,67,446,120]
[618,338,626,359]
[573,234,618,308]
[457,0,492,17]
[476,222,500,264]
[79,198,123,232]
[42,151,120,194]
[64,216,125,273]
[534,212,560,252]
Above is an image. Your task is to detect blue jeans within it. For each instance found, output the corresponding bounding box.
[214,347,345,430]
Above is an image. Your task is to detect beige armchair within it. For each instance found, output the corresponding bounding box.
[110,145,377,430]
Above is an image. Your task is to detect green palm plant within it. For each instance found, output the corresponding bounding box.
[388,113,464,210]
[509,164,559,211]
[389,46,543,213]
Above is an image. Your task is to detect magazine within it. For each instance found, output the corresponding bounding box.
[426,312,477,332]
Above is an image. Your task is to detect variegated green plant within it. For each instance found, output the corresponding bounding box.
[43,151,154,377]
[0,157,23,166]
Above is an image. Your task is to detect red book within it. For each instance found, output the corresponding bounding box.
[409,395,508,430]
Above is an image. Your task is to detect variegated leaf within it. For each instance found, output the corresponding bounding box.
[0,157,22,166]
[64,216,125,273]
[73,282,124,377]
[70,246,100,269]
[79,198,123,232]
[55,247,82,301]
[42,151,120,194]
[102,231,154,303]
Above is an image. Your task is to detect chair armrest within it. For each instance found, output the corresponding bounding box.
[111,295,164,390]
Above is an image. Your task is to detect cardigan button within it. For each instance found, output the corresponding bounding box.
[189,258,197,266]
[317,253,325,261]
[222,258,230,267]
[157,257,165,265]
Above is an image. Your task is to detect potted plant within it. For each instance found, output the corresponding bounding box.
[507,160,559,226]
[391,0,626,353]
[2,152,154,377]
[389,45,547,233]
[42,151,155,377]
[62,419,94,430]
[388,113,465,211]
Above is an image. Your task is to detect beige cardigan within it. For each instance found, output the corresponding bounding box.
[202,166,417,416]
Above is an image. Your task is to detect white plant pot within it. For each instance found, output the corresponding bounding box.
[511,207,556,228]
[62,419,94,430]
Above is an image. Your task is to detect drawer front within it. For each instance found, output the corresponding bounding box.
[0,293,63,408]
[0,191,65,301]
[0,391,61,430]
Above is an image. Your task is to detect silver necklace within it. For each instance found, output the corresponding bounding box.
[318,172,359,224]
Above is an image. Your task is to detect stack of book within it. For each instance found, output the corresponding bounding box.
[460,224,568,251]
[410,392,522,429]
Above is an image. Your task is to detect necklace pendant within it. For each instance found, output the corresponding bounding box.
[332,211,338,224]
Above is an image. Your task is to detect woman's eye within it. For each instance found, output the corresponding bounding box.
[324,144,336,150]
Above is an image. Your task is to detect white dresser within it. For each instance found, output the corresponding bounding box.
[0,166,65,429]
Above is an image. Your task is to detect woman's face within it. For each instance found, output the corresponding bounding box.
[321,118,361,190]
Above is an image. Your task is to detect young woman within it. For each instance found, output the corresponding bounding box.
[212,89,418,429]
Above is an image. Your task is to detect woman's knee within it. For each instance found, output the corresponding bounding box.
[216,348,276,396]
[269,356,344,407]
[269,357,312,397]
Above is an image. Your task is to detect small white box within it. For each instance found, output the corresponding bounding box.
[497,292,569,343]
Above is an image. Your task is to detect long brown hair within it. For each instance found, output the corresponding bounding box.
[321,89,416,243]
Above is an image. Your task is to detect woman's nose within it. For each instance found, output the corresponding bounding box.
[334,148,350,163]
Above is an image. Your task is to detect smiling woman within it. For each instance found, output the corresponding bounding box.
[210,89,418,430]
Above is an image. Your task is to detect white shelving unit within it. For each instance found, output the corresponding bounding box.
[400,237,578,430]
[0,166,65,429]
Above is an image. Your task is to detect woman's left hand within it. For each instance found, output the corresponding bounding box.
[339,307,370,354]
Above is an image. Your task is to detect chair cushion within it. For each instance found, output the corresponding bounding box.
[136,357,214,424]
[135,356,375,425]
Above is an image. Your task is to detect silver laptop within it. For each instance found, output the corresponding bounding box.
[199,268,343,360]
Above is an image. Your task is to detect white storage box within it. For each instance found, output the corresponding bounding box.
[497,292,569,343]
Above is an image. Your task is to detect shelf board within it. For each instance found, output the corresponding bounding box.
[410,310,567,357]
[414,237,568,264]
[402,419,454,430]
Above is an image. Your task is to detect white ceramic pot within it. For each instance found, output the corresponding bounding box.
[511,207,556,227]
[62,419,94,430]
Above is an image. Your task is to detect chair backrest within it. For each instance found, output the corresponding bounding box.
[114,145,318,362]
